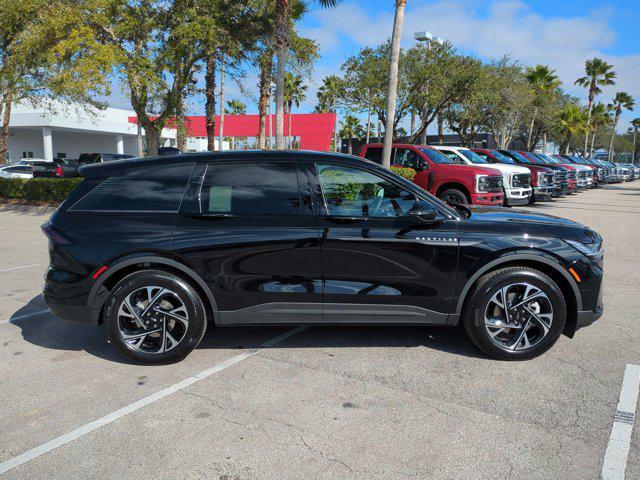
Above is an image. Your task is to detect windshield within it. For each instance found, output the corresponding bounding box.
[505,151,532,164]
[570,156,587,165]
[419,148,454,164]
[459,149,490,164]
[488,150,516,164]
[535,153,558,164]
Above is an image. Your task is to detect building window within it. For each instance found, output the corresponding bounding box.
[56,153,67,159]
[22,152,34,158]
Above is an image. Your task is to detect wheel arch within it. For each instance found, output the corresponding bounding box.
[88,255,220,325]
[436,182,471,203]
[452,254,581,337]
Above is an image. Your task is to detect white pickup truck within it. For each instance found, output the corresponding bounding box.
[432,146,532,206]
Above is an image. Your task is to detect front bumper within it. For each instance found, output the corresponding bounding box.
[470,192,504,206]
[505,188,532,206]
[533,186,553,200]
[576,305,603,331]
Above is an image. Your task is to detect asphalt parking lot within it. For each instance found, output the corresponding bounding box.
[0,184,639,480]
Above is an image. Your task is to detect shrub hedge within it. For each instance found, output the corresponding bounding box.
[0,178,82,203]
[390,166,416,181]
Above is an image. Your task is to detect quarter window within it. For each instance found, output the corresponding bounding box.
[71,163,194,212]
[199,162,303,216]
[316,163,416,218]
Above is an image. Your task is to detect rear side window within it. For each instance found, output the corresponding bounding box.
[71,163,194,212]
[199,162,303,216]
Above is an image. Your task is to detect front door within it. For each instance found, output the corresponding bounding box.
[312,162,459,324]
[172,159,322,324]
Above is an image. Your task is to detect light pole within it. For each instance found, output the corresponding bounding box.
[414,31,443,145]
[267,82,275,149]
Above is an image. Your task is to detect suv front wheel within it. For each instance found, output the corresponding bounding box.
[462,267,566,360]
[104,270,207,364]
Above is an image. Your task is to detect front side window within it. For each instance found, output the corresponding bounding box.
[363,147,383,164]
[459,149,490,164]
[199,162,303,216]
[316,163,416,218]
[71,163,194,212]
[393,148,422,169]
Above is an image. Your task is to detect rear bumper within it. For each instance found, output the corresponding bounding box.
[470,192,504,206]
[43,267,99,324]
[44,294,97,324]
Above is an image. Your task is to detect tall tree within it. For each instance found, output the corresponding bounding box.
[0,0,111,161]
[225,99,247,115]
[525,65,561,150]
[274,0,340,149]
[588,103,612,157]
[631,118,640,163]
[575,58,616,154]
[607,92,635,160]
[556,103,589,154]
[315,75,344,150]
[381,0,407,169]
[283,72,306,148]
[339,114,364,155]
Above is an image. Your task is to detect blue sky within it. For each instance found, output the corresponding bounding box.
[109,0,640,131]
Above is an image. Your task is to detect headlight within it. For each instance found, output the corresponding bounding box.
[476,174,502,192]
[565,239,603,258]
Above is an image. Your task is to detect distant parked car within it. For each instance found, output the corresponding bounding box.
[34,153,135,178]
[0,165,33,179]
[158,146,182,156]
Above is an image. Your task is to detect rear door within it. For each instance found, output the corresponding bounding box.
[311,161,459,324]
[173,159,322,325]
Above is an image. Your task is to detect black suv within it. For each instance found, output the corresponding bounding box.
[42,151,604,363]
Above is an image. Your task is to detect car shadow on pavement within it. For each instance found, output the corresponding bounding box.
[11,296,485,364]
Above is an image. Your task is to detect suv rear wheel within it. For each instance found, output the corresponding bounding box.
[104,270,207,364]
[462,267,566,360]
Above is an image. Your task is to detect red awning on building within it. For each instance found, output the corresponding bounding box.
[128,113,336,151]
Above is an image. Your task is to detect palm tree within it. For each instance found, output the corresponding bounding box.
[339,114,364,154]
[525,65,560,150]
[283,72,307,148]
[381,0,407,169]
[316,75,344,151]
[631,118,640,163]
[575,58,616,153]
[274,0,341,149]
[607,92,635,160]
[225,99,247,116]
[557,104,589,154]
[588,103,612,157]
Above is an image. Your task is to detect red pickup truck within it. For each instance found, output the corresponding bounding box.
[359,143,504,206]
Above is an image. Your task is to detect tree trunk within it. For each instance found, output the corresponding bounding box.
[437,110,444,145]
[257,56,271,149]
[218,55,225,151]
[365,105,371,143]
[288,101,293,149]
[408,111,414,137]
[584,91,595,154]
[633,127,637,163]
[609,111,620,161]
[348,137,353,155]
[0,88,12,162]
[136,123,143,157]
[590,130,596,158]
[527,108,537,151]
[176,90,187,152]
[143,120,161,156]
[205,52,217,151]
[381,0,406,169]
[274,0,289,150]
[543,132,547,154]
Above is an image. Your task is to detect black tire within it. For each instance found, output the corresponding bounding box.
[439,188,468,205]
[462,267,566,360]
[104,269,207,364]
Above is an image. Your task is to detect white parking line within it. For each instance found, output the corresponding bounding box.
[0,308,50,325]
[0,263,41,274]
[602,364,640,480]
[0,325,308,475]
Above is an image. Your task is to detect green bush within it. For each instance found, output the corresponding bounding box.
[0,178,83,202]
[390,166,416,181]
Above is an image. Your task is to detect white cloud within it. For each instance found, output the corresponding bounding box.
[303,0,639,127]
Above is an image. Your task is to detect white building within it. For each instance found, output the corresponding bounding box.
[4,100,227,163]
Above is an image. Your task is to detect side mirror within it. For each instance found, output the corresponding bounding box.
[408,200,444,224]
[416,161,428,172]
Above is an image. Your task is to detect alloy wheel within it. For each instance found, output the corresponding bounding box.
[483,282,553,351]
[117,286,189,354]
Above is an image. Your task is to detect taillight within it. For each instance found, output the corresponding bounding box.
[55,166,64,177]
[41,222,72,245]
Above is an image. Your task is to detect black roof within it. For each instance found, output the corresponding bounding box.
[78,150,373,178]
